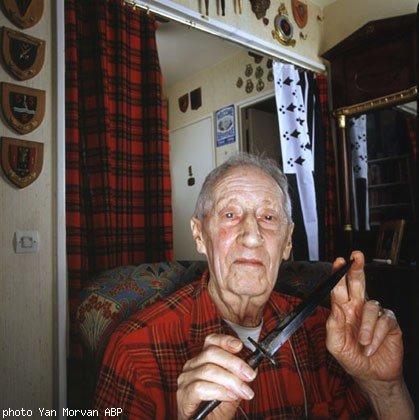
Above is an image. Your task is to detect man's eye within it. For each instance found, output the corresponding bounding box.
[264,215,274,221]
[225,212,234,219]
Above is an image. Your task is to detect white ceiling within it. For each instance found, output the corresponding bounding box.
[309,0,337,8]
[156,21,243,89]
[155,0,339,88]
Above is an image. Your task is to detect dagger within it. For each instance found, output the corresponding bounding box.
[192,260,353,419]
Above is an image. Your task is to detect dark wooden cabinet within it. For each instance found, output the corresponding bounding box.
[322,14,416,109]
[321,13,417,256]
[322,13,418,406]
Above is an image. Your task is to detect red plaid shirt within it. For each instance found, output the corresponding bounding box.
[94,272,372,419]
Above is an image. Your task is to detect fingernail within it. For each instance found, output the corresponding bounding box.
[364,346,373,357]
[240,365,256,380]
[226,390,238,400]
[240,385,254,399]
[229,338,242,349]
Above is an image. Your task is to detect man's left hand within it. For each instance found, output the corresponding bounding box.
[325,251,415,418]
[326,251,403,384]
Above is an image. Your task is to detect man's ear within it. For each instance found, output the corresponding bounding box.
[282,223,294,261]
[190,217,207,255]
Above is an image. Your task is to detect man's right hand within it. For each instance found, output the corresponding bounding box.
[176,333,256,419]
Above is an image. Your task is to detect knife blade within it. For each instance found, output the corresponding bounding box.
[192,260,352,419]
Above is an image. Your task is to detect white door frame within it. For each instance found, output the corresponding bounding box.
[56,0,67,417]
[55,1,324,415]
[236,90,276,153]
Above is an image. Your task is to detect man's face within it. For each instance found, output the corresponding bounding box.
[191,166,293,301]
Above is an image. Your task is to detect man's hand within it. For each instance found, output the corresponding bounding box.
[326,251,403,382]
[176,333,256,419]
[326,251,414,418]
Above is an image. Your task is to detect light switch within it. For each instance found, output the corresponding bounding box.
[14,230,39,254]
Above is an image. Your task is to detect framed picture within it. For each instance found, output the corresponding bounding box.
[375,220,405,264]
[215,105,236,148]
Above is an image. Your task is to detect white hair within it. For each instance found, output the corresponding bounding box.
[193,152,292,222]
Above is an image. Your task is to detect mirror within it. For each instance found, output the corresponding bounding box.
[156,20,279,260]
[333,87,417,262]
[347,101,416,228]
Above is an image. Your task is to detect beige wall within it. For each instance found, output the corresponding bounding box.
[172,0,324,65]
[0,1,55,412]
[167,49,277,165]
[167,49,275,132]
[321,0,418,53]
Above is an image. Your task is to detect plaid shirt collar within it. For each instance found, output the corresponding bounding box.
[188,270,290,355]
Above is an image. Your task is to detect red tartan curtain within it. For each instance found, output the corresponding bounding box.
[65,0,173,355]
[316,74,338,261]
[405,115,417,161]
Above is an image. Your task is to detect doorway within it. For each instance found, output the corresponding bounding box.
[239,95,283,169]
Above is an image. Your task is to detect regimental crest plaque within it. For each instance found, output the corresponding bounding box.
[178,93,189,113]
[1,0,44,29]
[291,0,308,29]
[272,4,296,47]
[1,82,45,134]
[1,27,45,80]
[1,137,43,188]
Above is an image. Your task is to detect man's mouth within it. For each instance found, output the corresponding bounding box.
[234,258,264,266]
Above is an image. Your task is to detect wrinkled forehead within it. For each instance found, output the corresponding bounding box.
[210,166,284,209]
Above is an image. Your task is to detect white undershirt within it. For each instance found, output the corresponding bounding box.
[224,319,263,351]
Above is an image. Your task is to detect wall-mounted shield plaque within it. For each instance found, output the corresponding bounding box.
[1,82,45,134]
[178,93,189,113]
[272,4,296,47]
[1,26,45,80]
[291,0,308,29]
[1,137,43,188]
[190,87,202,110]
[1,0,44,29]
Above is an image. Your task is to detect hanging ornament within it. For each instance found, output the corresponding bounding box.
[256,79,265,92]
[249,0,271,19]
[245,79,254,93]
[245,64,253,77]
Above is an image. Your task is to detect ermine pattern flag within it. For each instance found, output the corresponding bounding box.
[274,62,319,260]
[349,115,370,230]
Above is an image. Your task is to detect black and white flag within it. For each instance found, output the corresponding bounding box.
[274,62,319,260]
[349,115,370,230]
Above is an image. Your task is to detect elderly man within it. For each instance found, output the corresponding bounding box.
[95,153,414,419]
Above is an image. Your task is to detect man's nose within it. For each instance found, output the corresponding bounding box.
[239,214,263,248]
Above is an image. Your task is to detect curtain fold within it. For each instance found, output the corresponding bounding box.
[406,115,417,161]
[316,74,338,260]
[65,0,172,356]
